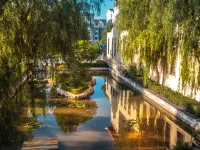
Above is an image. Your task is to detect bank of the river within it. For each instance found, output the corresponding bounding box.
[103,59,200,133]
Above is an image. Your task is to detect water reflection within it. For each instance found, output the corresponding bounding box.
[104,76,198,149]
[1,74,199,150]
[0,76,98,149]
[0,84,32,149]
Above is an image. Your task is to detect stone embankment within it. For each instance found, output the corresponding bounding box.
[57,78,96,100]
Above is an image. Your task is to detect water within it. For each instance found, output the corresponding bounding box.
[33,77,114,150]
[0,76,198,149]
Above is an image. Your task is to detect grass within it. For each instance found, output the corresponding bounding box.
[57,73,90,94]
[123,69,200,117]
[63,83,88,94]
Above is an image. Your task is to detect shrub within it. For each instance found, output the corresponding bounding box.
[195,106,200,117]
[57,73,90,94]
[184,102,196,114]
[172,141,192,150]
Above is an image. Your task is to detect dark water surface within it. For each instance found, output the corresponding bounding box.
[0,76,198,150]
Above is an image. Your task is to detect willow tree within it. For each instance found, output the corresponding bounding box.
[0,0,105,102]
[117,0,200,92]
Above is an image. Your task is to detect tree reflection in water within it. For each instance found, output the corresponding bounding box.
[54,113,93,134]
[51,98,97,135]
[0,84,32,149]
[0,76,98,149]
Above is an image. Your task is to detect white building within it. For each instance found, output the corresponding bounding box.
[106,7,120,61]
[106,9,114,24]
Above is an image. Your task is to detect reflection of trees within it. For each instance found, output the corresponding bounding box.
[0,86,31,149]
[27,81,51,119]
[54,113,93,134]
[53,99,97,135]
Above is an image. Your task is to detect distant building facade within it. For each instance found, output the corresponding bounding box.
[86,13,95,42]
[86,13,107,42]
[93,19,106,41]
[106,7,120,60]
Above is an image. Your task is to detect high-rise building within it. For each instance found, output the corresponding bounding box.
[86,13,95,42]
[93,19,107,41]
[85,13,107,42]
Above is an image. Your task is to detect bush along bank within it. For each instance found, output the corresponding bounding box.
[123,69,200,117]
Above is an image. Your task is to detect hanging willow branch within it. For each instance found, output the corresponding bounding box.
[117,0,200,90]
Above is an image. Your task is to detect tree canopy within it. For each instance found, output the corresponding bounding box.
[117,0,200,90]
[0,0,104,102]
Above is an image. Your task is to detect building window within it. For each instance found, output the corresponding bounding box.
[121,97,123,107]
[108,38,109,54]
[112,38,114,57]
[165,122,171,148]
[106,81,108,90]
[170,58,176,75]
[177,130,184,143]
[95,23,98,26]
[95,37,98,40]
[114,38,117,56]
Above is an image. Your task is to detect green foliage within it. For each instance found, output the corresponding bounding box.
[74,40,99,62]
[55,63,67,70]
[117,0,200,90]
[84,60,109,67]
[172,141,192,150]
[100,24,113,45]
[57,72,91,94]
[24,122,45,131]
[0,0,105,103]
[69,102,87,109]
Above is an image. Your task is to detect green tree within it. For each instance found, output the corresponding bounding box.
[117,0,200,89]
[74,40,99,63]
[0,0,105,103]
[100,24,113,45]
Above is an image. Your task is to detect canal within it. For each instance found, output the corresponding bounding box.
[0,75,198,149]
